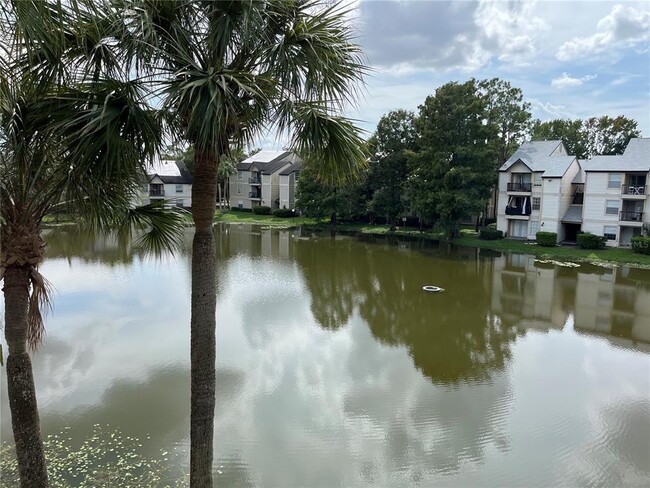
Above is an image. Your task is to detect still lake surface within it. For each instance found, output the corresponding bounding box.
[1,224,649,487]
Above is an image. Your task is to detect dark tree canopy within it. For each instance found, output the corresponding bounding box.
[530,116,640,159]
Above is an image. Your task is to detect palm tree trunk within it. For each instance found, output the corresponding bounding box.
[3,265,49,488]
[190,150,218,488]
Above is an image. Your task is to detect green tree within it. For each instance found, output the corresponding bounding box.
[530,118,588,158]
[410,80,497,238]
[478,78,532,166]
[0,3,184,485]
[296,165,369,223]
[367,110,416,229]
[115,2,368,486]
[584,115,641,156]
[530,116,639,159]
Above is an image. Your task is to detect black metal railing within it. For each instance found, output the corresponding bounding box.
[507,182,532,192]
[505,206,531,216]
[619,211,644,222]
[621,185,646,196]
[249,192,261,199]
[149,188,164,196]
[249,176,261,184]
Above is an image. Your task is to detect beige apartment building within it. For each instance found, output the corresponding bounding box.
[497,138,649,247]
[230,150,302,210]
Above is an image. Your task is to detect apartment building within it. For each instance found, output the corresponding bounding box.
[496,140,580,242]
[143,160,193,208]
[230,150,303,210]
[581,138,649,247]
[497,138,650,247]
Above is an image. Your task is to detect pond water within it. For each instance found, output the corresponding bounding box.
[1,225,649,487]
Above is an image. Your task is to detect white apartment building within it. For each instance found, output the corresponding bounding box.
[581,138,649,247]
[497,138,649,247]
[142,160,193,208]
[497,141,580,242]
[230,150,302,210]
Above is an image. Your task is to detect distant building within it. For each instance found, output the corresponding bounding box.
[229,150,302,210]
[142,160,193,208]
[496,138,649,247]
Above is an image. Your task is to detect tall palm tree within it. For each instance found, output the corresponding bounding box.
[1,2,184,485]
[114,1,368,485]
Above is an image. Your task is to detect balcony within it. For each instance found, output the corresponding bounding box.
[249,176,261,184]
[621,185,646,197]
[249,192,261,199]
[619,211,644,222]
[507,182,532,192]
[149,188,164,197]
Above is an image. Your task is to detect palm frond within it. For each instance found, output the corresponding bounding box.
[114,202,188,255]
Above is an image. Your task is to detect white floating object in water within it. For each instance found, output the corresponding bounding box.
[422,285,444,292]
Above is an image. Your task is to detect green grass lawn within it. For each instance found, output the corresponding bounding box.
[214,210,321,227]
[453,235,650,267]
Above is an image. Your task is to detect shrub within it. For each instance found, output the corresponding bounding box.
[479,227,504,240]
[252,206,271,215]
[577,232,606,250]
[273,208,295,218]
[484,218,496,226]
[631,236,650,255]
[230,207,252,213]
[536,231,557,247]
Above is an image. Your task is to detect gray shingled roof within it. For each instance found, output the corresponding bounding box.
[561,205,583,223]
[500,140,576,178]
[279,161,303,175]
[147,160,193,184]
[235,150,303,175]
[582,138,650,172]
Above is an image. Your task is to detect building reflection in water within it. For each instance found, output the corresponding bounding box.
[490,252,650,350]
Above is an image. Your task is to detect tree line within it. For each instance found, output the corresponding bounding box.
[297,78,641,237]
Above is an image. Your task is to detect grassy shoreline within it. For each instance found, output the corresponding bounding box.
[218,211,650,268]
[44,211,650,268]
[453,235,650,268]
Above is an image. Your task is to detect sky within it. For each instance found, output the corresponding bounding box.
[340,0,650,139]
[262,0,650,149]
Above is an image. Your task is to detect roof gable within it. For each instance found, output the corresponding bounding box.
[500,140,575,178]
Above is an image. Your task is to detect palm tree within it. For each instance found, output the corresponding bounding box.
[217,151,241,211]
[1,3,184,485]
[114,1,368,485]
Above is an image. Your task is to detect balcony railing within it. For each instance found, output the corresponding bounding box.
[149,188,164,196]
[249,192,261,199]
[620,211,644,222]
[507,182,532,192]
[621,185,646,196]
[249,176,261,184]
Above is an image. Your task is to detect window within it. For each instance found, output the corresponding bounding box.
[176,184,183,193]
[604,226,617,241]
[530,220,539,236]
[294,171,300,182]
[176,199,184,207]
[532,197,541,210]
[237,171,244,181]
[533,173,542,186]
[608,173,621,189]
[605,200,619,215]
[237,185,243,194]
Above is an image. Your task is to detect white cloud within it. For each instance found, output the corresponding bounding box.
[551,73,598,89]
[557,4,650,61]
